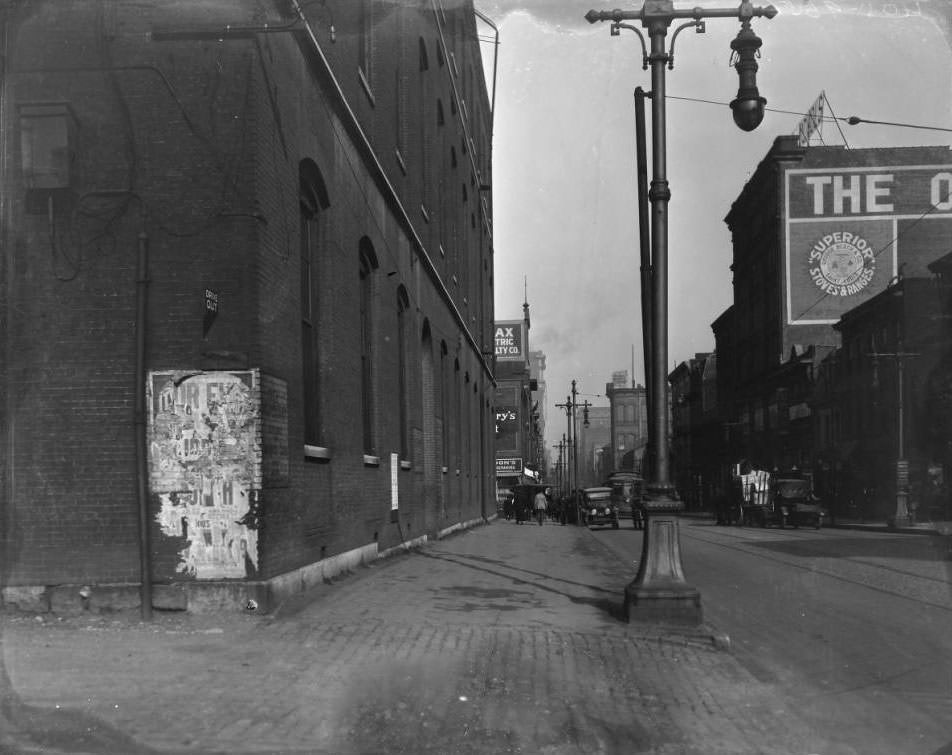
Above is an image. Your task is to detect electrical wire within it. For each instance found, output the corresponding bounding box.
[666,94,952,136]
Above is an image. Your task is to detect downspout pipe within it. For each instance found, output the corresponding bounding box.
[135,231,152,620]
[634,87,653,479]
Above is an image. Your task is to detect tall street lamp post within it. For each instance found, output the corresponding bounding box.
[585,0,776,625]
[556,395,576,507]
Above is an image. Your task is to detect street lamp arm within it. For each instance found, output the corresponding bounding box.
[586,3,777,25]
[668,19,705,70]
[611,22,649,69]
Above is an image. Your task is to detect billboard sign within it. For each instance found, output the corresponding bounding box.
[494,320,526,361]
[785,165,952,325]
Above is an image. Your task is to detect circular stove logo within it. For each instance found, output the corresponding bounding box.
[808,231,875,296]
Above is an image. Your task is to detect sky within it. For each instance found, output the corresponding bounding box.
[476,0,952,451]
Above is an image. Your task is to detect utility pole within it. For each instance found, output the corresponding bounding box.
[556,393,576,509]
[870,338,919,527]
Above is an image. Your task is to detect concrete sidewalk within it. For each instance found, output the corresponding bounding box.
[2,518,821,754]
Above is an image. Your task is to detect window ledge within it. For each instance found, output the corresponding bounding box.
[304,445,331,461]
[363,454,380,467]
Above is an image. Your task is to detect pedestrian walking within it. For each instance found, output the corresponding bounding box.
[534,488,548,526]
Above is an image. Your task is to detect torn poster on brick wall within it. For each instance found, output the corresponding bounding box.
[148,370,262,579]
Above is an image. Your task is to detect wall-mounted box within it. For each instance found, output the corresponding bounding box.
[18,102,77,213]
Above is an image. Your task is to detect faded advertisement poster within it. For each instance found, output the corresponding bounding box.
[148,370,262,580]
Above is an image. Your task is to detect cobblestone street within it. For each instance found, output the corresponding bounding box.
[2,519,819,754]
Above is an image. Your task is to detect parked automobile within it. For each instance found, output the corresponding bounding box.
[579,487,619,529]
[740,469,825,529]
[771,472,825,529]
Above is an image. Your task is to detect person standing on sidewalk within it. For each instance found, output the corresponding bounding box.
[534,488,548,526]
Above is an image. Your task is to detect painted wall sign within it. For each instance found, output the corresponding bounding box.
[496,457,522,475]
[148,370,262,580]
[391,452,400,510]
[494,320,526,361]
[785,164,952,325]
[494,405,519,446]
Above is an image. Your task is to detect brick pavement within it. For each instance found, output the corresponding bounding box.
[1,518,823,754]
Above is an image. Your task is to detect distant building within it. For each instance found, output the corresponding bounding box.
[494,304,537,499]
[669,354,712,510]
[576,406,611,487]
[605,372,648,473]
[529,350,548,473]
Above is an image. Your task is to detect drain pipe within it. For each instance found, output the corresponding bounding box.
[135,231,152,620]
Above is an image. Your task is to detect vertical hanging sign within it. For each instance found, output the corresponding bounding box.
[203,288,219,338]
[390,452,399,521]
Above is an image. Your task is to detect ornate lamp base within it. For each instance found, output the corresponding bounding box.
[624,485,702,626]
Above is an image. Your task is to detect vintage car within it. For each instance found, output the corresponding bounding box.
[741,470,825,529]
[579,486,619,529]
[771,473,825,529]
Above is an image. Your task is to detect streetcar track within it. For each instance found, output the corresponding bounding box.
[682,522,951,585]
[679,524,952,611]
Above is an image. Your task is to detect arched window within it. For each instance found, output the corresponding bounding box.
[397,287,411,461]
[440,341,449,470]
[300,160,329,447]
[419,37,429,71]
[421,321,437,479]
[359,238,379,457]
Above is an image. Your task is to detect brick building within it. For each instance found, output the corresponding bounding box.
[605,371,648,474]
[575,406,610,489]
[715,136,951,511]
[0,1,496,611]
[493,306,538,501]
[813,278,946,521]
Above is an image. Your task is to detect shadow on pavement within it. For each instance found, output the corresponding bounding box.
[418,551,626,624]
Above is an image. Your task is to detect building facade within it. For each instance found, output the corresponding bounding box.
[576,406,610,489]
[1,0,496,611]
[605,371,648,474]
[669,353,716,510]
[528,349,547,475]
[493,307,539,502]
[814,277,945,521]
[715,136,952,513]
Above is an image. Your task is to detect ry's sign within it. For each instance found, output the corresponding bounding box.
[785,164,952,325]
[494,320,526,361]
